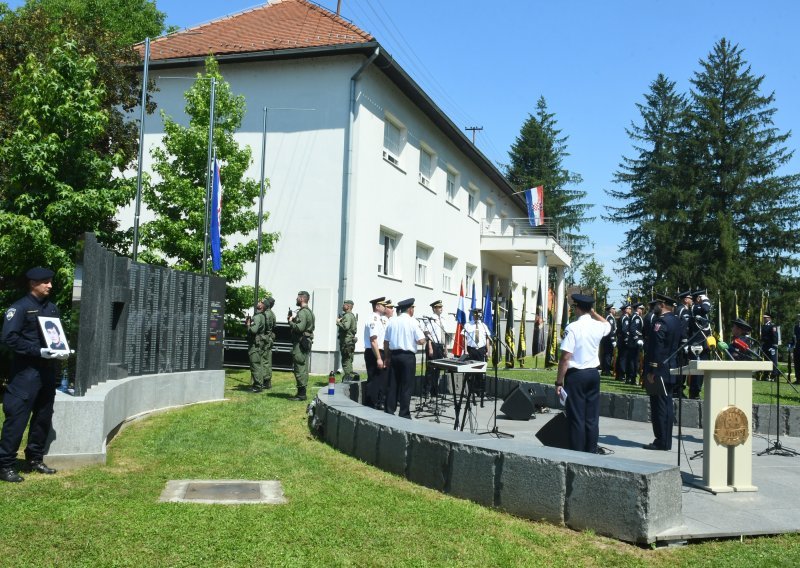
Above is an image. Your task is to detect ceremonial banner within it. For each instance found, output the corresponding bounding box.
[517,288,527,365]
[482,284,493,337]
[504,292,515,368]
[210,158,223,271]
[453,282,466,357]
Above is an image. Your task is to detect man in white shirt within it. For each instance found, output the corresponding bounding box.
[384,298,426,419]
[422,300,447,397]
[555,294,612,453]
[363,296,386,409]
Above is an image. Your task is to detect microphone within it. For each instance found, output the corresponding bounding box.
[732,337,762,360]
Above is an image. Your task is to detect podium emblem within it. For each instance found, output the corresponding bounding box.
[713,406,749,447]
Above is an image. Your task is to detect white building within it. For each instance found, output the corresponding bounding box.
[130,0,571,373]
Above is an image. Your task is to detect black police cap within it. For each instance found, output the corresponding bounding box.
[26,266,54,280]
[677,290,692,300]
[732,318,753,332]
[655,293,678,307]
[397,298,415,311]
[570,293,594,309]
[430,300,443,308]
[370,296,386,305]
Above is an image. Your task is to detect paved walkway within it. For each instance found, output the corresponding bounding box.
[409,392,800,542]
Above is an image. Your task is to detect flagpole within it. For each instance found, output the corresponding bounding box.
[132,37,150,262]
[203,76,217,275]
[254,107,268,309]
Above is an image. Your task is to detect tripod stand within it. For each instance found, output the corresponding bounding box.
[758,344,800,457]
[478,334,514,439]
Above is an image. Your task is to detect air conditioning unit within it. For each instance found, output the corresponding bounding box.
[383,150,400,166]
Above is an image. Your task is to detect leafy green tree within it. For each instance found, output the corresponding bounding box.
[607,74,692,291]
[140,57,279,326]
[505,96,592,273]
[578,259,611,311]
[0,36,131,308]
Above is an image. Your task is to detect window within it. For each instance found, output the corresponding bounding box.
[378,228,400,277]
[466,264,477,296]
[416,243,432,286]
[443,254,457,293]
[383,115,405,167]
[446,168,459,203]
[467,185,478,218]
[419,146,435,188]
[485,199,495,222]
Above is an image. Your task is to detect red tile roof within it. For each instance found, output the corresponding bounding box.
[138,0,373,61]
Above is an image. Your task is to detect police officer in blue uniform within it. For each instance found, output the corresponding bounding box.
[626,303,645,385]
[760,313,779,381]
[673,291,693,397]
[600,305,616,376]
[1,267,70,482]
[616,303,631,381]
[643,294,682,451]
[728,318,756,361]
[687,289,712,397]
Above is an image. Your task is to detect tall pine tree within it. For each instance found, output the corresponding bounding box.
[607,74,691,291]
[505,96,591,275]
[689,39,800,318]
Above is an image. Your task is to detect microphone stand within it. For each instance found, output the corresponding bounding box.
[758,342,800,457]
[478,333,514,439]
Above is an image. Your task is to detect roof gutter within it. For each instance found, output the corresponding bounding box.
[339,46,380,306]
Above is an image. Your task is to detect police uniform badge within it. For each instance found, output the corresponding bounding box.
[653,322,661,332]
[5,307,15,321]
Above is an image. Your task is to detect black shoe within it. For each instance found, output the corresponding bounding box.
[0,468,24,482]
[23,461,57,475]
[250,386,262,393]
[642,443,663,451]
[289,387,307,401]
[264,382,272,390]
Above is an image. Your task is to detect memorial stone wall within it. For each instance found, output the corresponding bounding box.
[71,234,225,396]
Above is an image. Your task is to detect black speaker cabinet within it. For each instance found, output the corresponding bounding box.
[535,412,571,449]
[500,385,535,421]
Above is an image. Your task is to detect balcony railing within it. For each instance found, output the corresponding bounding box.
[480,217,572,255]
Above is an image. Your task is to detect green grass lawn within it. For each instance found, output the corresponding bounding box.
[1,370,799,567]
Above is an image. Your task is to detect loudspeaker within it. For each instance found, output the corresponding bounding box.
[535,412,570,449]
[500,385,535,420]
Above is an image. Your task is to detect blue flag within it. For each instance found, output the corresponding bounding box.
[482,284,493,337]
[210,158,223,271]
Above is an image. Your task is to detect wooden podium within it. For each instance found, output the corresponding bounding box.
[672,360,772,493]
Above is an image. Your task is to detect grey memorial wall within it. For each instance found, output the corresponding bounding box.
[71,233,225,396]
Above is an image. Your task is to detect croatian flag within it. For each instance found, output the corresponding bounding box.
[452,281,467,357]
[210,158,223,271]
[525,185,544,227]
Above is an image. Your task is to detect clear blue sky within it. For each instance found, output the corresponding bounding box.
[10,0,800,298]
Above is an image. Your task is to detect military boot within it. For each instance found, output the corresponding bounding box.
[289,387,307,401]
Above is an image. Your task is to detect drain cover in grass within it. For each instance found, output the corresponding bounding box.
[159,480,288,505]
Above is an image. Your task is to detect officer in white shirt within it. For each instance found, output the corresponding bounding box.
[363,296,386,408]
[384,298,426,418]
[422,300,447,397]
[463,308,492,359]
[555,293,612,453]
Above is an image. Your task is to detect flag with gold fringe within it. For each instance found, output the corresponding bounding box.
[504,292,515,369]
[517,287,527,367]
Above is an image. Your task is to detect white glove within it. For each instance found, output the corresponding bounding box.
[53,350,71,360]
[637,340,644,347]
[40,348,56,359]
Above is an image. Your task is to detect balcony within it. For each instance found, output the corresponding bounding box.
[480,217,572,267]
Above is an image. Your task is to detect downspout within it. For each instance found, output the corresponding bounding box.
[339,47,380,307]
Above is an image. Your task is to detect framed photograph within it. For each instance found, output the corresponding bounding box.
[38,316,69,353]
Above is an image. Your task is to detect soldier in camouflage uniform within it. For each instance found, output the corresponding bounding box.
[288,290,315,401]
[262,296,277,389]
[246,300,268,392]
[336,300,358,381]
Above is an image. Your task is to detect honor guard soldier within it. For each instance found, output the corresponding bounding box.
[363,297,387,408]
[616,304,632,381]
[245,299,269,392]
[1,267,70,483]
[673,291,693,396]
[383,298,426,419]
[728,318,756,361]
[793,316,800,384]
[288,290,315,401]
[625,303,645,385]
[687,290,712,397]
[642,294,682,451]
[423,300,447,397]
[761,313,779,381]
[336,300,358,381]
[643,299,659,340]
[554,294,611,453]
[600,305,617,376]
